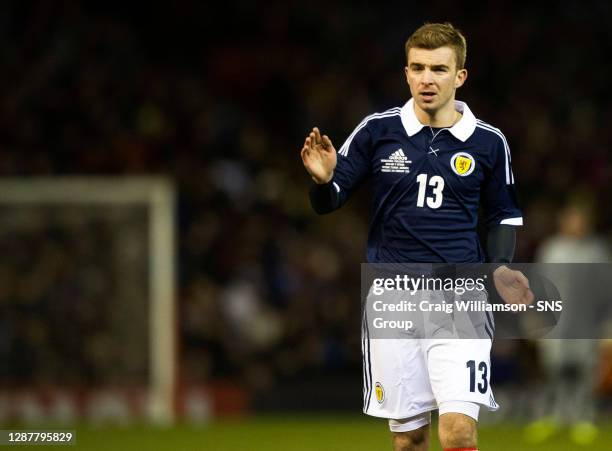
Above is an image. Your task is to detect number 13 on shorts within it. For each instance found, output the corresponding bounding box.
[466,359,488,394]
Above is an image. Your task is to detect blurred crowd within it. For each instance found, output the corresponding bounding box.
[0,207,149,386]
[0,1,611,408]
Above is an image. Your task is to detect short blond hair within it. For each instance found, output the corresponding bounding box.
[405,22,467,70]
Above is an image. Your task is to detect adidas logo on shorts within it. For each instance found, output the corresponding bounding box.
[381,148,412,173]
[489,394,498,409]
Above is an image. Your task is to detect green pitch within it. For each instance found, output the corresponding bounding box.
[13,415,612,450]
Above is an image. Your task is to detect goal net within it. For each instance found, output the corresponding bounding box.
[0,177,176,425]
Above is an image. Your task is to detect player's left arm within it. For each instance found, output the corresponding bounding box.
[487,225,534,305]
[482,131,533,305]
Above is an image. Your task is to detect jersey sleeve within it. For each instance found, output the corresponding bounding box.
[330,121,373,208]
[481,134,523,227]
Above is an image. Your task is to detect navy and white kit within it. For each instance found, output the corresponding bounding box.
[327,99,522,430]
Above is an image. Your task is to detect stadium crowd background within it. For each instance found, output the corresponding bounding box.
[0,1,611,417]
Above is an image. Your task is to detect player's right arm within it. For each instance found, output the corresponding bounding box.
[301,127,336,184]
[301,122,372,214]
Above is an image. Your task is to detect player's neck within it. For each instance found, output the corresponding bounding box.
[414,101,461,128]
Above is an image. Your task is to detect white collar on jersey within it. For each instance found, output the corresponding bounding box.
[400,98,477,142]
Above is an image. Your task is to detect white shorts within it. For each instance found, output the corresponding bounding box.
[362,337,499,420]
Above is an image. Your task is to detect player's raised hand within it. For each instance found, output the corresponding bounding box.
[493,266,534,305]
[300,127,337,184]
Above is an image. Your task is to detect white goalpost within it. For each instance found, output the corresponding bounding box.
[0,177,177,424]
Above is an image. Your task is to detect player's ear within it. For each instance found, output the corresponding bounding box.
[455,68,468,88]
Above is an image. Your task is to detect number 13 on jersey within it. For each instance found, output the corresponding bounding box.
[416,173,444,208]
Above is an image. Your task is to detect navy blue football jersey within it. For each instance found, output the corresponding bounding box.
[331,99,523,263]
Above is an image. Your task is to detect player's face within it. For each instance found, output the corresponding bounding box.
[405,46,467,115]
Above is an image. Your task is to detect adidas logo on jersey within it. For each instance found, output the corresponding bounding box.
[389,149,406,160]
[381,149,411,173]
